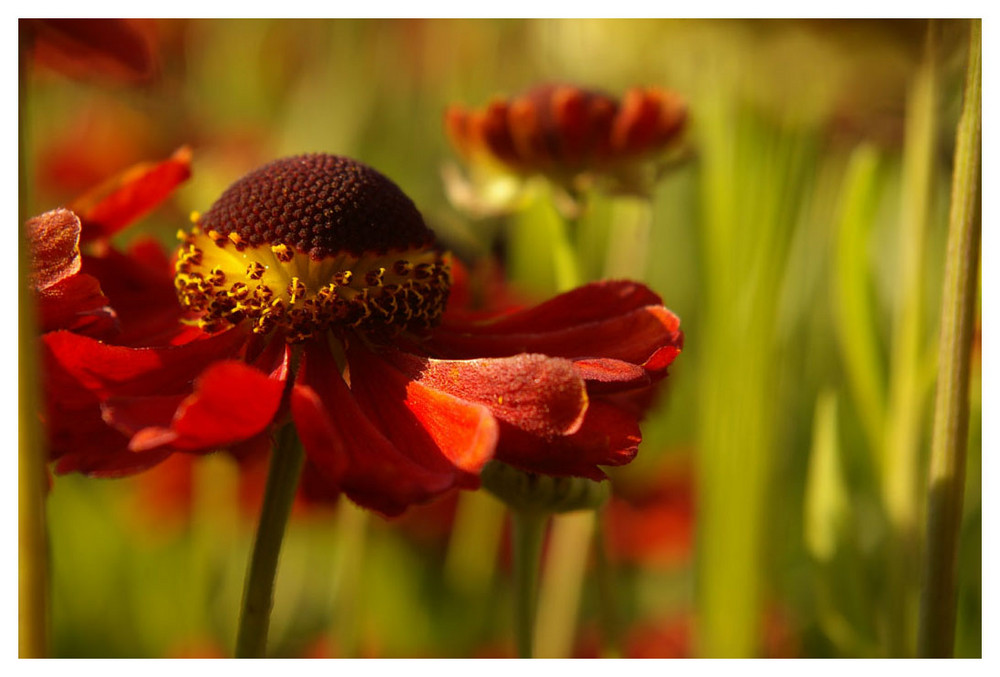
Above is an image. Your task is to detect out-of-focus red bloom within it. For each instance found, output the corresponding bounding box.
[604,455,694,568]
[21,19,158,85]
[573,606,798,658]
[445,83,687,202]
[43,153,682,515]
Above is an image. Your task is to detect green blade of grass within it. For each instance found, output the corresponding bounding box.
[917,18,981,659]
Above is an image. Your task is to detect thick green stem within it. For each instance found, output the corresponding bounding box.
[602,196,653,281]
[917,19,981,659]
[511,509,547,658]
[19,27,49,659]
[235,423,305,658]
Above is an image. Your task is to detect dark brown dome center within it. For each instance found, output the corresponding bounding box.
[197,153,436,260]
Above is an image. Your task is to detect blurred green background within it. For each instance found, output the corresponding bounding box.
[21,19,980,657]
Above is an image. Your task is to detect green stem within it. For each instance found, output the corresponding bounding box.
[917,18,981,659]
[329,497,370,657]
[602,196,653,281]
[444,490,506,596]
[235,423,305,658]
[548,204,581,291]
[593,513,622,657]
[19,26,49,659]
[511,509,547,658]
[533,510,595,657]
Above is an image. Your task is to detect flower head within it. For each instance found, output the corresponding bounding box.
[44,153,683,515]
[174,154,449,343]
[444,83,688,212]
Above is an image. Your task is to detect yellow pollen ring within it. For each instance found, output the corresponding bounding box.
[174,225,451,343]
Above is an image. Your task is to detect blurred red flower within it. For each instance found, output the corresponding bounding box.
[604,455,694,568]
[445,83,687,201]
[20,19,159,85]
[43,153,682,516]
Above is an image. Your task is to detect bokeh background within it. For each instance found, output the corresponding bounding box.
[20,19,980,658]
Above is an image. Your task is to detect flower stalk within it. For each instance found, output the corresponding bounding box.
[917,18,981,659]
[19,31,49,658]
[511,508,547,658]
[235,422,305,658]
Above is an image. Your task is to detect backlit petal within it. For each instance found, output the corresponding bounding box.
[291,342,459,516]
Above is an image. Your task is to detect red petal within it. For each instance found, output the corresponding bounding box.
[611,88,662,155]
[291,342,459,516]
[573,358,649,387]
[441,279,665,333]
[45,396,170,477]
[495,400,641,481]
[26,208,82,291]
[433,303,682,368]
[80,239,186,346]
[348,344,498,478]
[381,350,588,438]
[71,146,192,241]
[508,95,552,168]
[478,100,521,168]
[118,360,285,453]
[41,326,249,400]
[37,273,117,337]
[551,85,590,164]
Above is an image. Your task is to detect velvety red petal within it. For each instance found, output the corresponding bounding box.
[113,360,285,453]
[291,342,459,516]
[380,350,587,438]
[26,208,82,290]
[495,400,641,481]
[71,146,192,241]
[573,358,649,387]
[41,326,249,400]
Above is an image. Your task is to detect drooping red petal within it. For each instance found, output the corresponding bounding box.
[495,400,641,481]
[41,326,249,400]
[110,360,285,453]
[291,342,460,516]
[432,302,682,369]
[379,349,588,438]
[347,343,498,478]
[45,397,171,477]
[441,279,665,333]
[37,273,117,337]
[71,146,192,241]
[80,238,188,346]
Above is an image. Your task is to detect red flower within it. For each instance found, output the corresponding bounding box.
[29,148,195,476]
[43,154,682,515]
[444,83,687,202]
